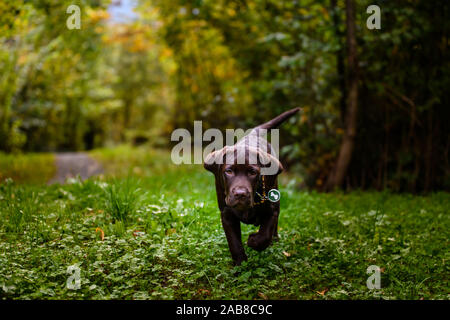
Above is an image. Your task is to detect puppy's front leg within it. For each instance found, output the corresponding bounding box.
[221,209,247,266]
[247,210,279,251]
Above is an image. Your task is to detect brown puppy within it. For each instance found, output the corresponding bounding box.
[204,108,300,265]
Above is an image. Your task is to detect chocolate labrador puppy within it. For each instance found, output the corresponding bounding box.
[204,108,300,265]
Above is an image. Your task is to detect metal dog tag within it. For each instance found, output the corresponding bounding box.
[267,189,280,202]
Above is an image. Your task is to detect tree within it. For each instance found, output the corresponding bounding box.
[325,0,359,191]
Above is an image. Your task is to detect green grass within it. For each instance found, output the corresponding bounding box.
[0,146,448,299]
[0,152,55,184]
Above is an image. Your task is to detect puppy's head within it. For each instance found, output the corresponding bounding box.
[204,146,283,211]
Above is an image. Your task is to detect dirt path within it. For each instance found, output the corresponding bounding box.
[48,152,104,184]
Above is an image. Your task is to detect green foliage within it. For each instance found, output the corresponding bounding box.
[1,179,37,233]
[149,0,343,186]
[0,149,448,299]
[0,0,172,152]
[1,1,448,191]
[0,152,55,183]
[104,178,144,223]
[147,0,449,191]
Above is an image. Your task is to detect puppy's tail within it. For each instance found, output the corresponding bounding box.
[254,107,301,131]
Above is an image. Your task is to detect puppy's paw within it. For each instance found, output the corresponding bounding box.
[247,233,271,251]
[232,254,248,266]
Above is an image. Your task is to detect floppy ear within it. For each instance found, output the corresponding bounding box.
[257,151,284,176]
[204,147,225,174]
[267,153,284,175]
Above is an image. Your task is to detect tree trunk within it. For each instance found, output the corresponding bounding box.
[330,0,347,125]
[325,0,359,191]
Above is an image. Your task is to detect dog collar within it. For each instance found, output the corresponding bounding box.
[254,176,280,205]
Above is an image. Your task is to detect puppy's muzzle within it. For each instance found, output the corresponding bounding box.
[229,187,251,207]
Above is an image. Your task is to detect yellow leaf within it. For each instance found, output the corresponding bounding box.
[258,292,268,300]
[227,8,236,17]
[299,8,308,15]
[95,227,105,241]
[316,288,328,296]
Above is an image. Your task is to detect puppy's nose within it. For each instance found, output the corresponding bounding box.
[232,187,250,199]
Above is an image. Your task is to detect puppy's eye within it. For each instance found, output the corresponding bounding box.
[224,168,234,175]
[247,168,257,176]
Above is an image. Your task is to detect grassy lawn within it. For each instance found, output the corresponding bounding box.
[0,152,55,184]
[0,146,448,299]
